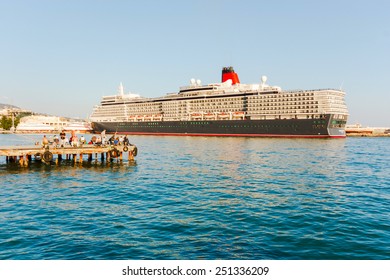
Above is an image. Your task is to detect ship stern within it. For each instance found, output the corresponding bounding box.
[327,114,348,138]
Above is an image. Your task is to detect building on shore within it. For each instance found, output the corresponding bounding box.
[346,123,390,136]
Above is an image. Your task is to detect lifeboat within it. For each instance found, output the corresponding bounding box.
[204,113,215,119]
[218,112,229,119]
[233,111,245,119]
[191,113,202,119]
[152,114,163,121]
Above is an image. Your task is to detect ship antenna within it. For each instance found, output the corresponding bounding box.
[119,82,124,96]
[339,81,344,90]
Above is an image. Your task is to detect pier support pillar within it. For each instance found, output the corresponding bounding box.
[19,155,28,167]
[88,154,93,161]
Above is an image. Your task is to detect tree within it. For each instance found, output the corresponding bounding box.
[0,116,12,130]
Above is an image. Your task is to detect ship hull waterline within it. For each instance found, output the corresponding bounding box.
[92,114,346,138]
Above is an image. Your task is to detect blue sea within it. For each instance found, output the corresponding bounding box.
[0,134,389,260]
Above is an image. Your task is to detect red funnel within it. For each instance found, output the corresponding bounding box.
[221,66,240,84]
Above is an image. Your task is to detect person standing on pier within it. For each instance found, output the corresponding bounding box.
[123,135,129,146]
[72,133,79,147]
[42,135,49,148]
[60,130,66,147]
[101,130,106,145]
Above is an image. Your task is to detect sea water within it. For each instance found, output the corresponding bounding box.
[0,134,389,259]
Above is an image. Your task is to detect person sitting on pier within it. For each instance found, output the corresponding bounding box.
[108,135,115,145]
[80,135,86,145]
[60,130,66,147]
[89,135,97,145]
[64,136,69,146]
[95,136,102,146]
[73,135,79,147]
[53,135,60,147]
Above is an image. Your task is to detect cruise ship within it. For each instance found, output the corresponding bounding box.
[90,67,348,138]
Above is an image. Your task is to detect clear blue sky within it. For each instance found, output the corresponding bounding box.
[1,0,389,126]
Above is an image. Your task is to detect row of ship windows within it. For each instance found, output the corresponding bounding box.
[100,98,342,110]
[249,97,316,101]
[120,118,329,126]
[164,102,244,108]
[250,96,344,102]
[96,108,160,113]
[248,104,319,108]
[250,105,318,110]
[250,110,320,114]
[163,109,244,114]
[102,92,342,105]
[99,106,162,111]
[95,110,328,116]
[249,101,318,106]
[105,103,162,109]
[190,106,243,110]
[95,106,345,116]
[121,123,303,129]
[278,92,315,97]
[190,102,243,106]
[249,93,317,99]
[189,98,244,103]
[271,91,344,98]
[251,92,317,98]
[332,120,347,124]
[128,102,344,111]
[162,99,243,108]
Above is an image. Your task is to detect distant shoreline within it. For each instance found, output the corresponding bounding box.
[346,133,390,137]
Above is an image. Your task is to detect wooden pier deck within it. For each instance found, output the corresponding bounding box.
[0,144,137,166]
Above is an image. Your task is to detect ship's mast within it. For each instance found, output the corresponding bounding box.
[119,82,124,96]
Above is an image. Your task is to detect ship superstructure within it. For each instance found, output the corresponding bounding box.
[90,67,348,137]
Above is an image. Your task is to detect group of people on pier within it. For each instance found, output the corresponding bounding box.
[42,130,130,148]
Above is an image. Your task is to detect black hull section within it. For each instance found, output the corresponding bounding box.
[92,115,346,138]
